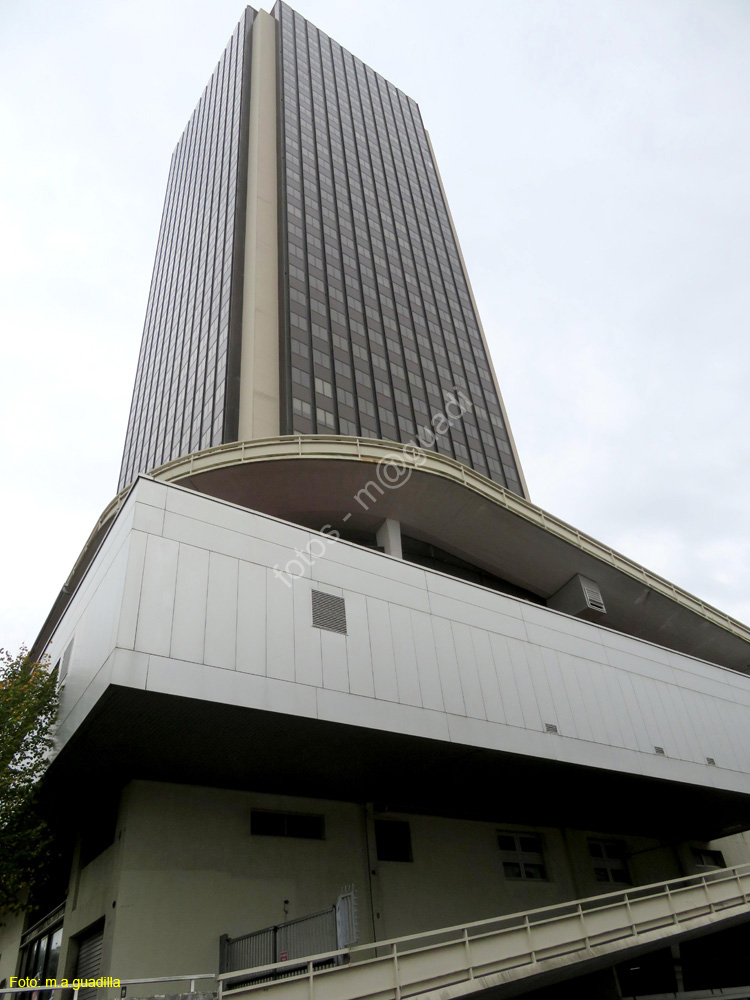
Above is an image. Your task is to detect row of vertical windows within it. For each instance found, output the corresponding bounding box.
[119,13,249,489]
[276,2,523,494]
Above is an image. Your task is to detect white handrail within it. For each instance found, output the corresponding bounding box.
[217,864,750,1000]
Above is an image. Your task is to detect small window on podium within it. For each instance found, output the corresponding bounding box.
[692,847,725,870]
[251,810,325,840]
[497,832,548,881]
[375,819,412,862]
[588,838,631,885]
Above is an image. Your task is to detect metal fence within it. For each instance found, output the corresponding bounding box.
[219,887,357,983]
[220,908,338,981]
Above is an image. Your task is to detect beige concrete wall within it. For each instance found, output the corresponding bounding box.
[56,808,125,981]
[107,782,374,978]
[237,9,280,441]
[707,831,750,868]
[34,778,723,982]
[0,909,26,983]
[627,842,682,887]
[372,818,682,940]
[0,840,120,985]
[562,828,681,900]
[372,813,576,941]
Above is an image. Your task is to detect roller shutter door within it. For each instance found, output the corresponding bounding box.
[75,925,103,1000]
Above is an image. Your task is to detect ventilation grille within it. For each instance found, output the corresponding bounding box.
[582,582,606,613]
[312,590,347,634]
[654,746,666,756]
[336,885,358,948]
[57,639,74,690]
[547,574,606,618]
[706,757,717,767]
[545,722,559,735]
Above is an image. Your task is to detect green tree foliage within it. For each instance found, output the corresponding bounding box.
[0,647,58,913]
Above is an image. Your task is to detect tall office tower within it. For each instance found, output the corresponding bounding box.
[7,6,750,998]
[118,2,526,498]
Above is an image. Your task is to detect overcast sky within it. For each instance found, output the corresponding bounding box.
[1,0,749,653]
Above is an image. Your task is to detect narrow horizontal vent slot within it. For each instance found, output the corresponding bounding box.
[312,590,347,634]
[654,746,666,756]
[706,757,717,767]
[544,723,559,735]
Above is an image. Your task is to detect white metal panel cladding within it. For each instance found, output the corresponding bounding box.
[58,638,74,688]
[52,482,750,793]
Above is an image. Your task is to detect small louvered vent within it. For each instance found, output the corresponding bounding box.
[312,590,347,634]
[547,574,606,619]
[582,582,606,613]
[545,723,559,735]
[654,746,666,756]
[706,757,717,767]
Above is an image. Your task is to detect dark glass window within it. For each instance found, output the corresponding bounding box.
[375,819,413,862]
[251,809,325,840]
[588,838,631,884]
[18,909,64,989]
[691,847,725,870]
[122,1,526,497]
[118,11,250,489]
[497,831,548,881]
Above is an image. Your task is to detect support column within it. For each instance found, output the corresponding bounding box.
[376,519,402,559]
[671,944,685,990]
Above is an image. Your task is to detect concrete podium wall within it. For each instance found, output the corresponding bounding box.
[53,780,686,980]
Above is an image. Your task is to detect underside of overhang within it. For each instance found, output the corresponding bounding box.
[44,686,750,842]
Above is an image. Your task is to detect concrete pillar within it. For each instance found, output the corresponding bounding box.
[376,519,402,559]
[671,943,684,990]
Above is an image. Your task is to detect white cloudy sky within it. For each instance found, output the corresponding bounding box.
[1,0,749,653]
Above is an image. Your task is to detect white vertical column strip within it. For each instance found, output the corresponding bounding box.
[238,10,281,440]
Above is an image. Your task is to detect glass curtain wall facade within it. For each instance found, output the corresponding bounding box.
[118,10,255,492]
[118,3,525,497]
[276,2,523,492]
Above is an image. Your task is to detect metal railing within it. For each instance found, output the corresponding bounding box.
[19,904,67,949]
[6,866,750,1000]
[217,864,750,1000]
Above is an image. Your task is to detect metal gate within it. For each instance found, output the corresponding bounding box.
[220,888,357,980]
[220,907,337,979]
